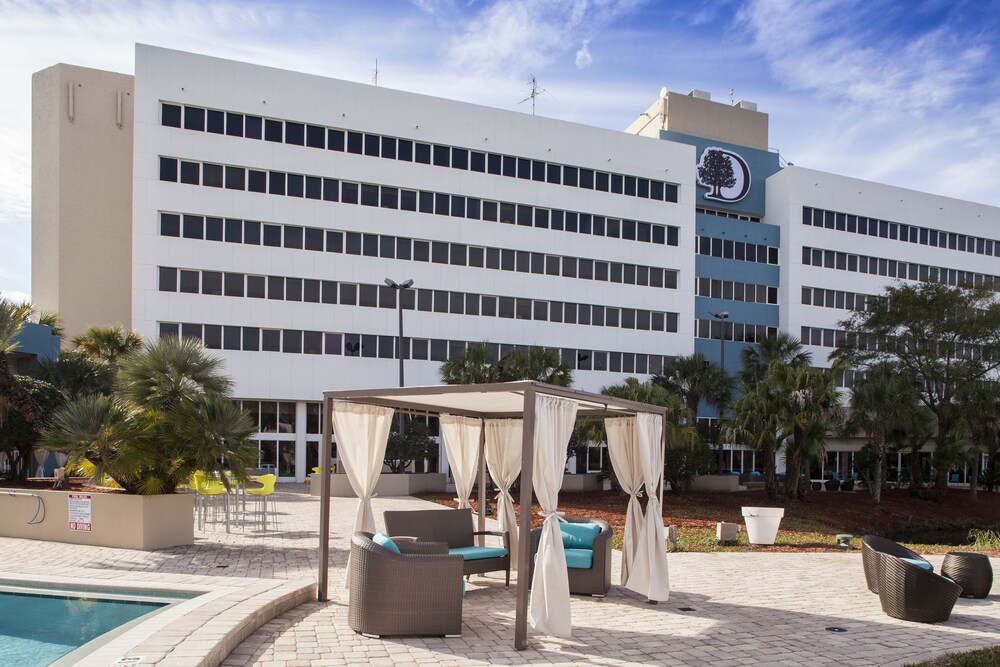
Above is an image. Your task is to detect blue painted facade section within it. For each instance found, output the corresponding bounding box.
[694,297,778,325]
[695,255,780,287]
[696,213,780,247]
[14,323,60,361]
[660,130,782,217]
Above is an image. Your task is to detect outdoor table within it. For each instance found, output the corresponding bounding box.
[941,552,993,598]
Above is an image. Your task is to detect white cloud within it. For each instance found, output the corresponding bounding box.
[0,290,31,305]
[446,0,642,77]
[575,38,593,68]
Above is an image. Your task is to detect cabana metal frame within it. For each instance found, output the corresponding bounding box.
[316,381,668,650]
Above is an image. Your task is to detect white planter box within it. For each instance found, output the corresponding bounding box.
[0,489,194,550]
[741,506,785,545]
[310,473,447,497]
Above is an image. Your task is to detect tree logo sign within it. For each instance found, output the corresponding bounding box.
[696,147,751,203]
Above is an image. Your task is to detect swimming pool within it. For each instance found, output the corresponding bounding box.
[0,584,189,666]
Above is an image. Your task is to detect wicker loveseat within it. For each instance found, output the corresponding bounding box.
[861,534,930,594]
[348,532,464,637]
[529,517,612,597]
[384,508,511,586]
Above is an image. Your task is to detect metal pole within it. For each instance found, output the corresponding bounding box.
[318,396,333,601]
[709,310,729,476]
[514,388,536,651]
[397,295,405,388]
[478,426,487,547]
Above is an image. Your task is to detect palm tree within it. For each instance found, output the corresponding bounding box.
[439,342,499,384]
[44,337,257,494]
[778,364,844,499]
[496,346,573,386]
[725,373,785,498]
[959,382,1000,500]
[739,331,812,386]
[887,406,936,498]
[33,309,64,339]
[72,325,144,365]
[654,352,733,472]
[577,377,700,493]
[844,363,919,502]
[0,298,44,425]
[440,343,573,387]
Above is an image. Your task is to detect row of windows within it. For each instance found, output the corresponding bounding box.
[696,236,779,265]
[801,246,999,290]
[800,326,848,349]
[157,157,679,247]
[697,277,778,305]
[234,400,325,436]
[694,319,777,343]
[159,213,679,289]
[696,207,762,223]
[157,266,681,333]
[158,322,673,374]
[802,206,1000,257]
[801,286,885,312]
[160,103,679,203]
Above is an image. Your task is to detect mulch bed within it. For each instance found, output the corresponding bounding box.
[416,487,1000,555]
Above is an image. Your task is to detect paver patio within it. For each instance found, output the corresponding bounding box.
[0,486,996,666]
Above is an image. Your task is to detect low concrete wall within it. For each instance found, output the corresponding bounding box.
[561,474,602,492]
[0,489,194,550]
[310,473,448,497]
[690,475,747,493]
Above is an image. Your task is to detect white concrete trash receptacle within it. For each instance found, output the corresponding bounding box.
[741,507,785,545]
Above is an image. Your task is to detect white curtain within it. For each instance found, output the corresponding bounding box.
[528,395,578,637]
[485,419,522,567]
[604,416,644,588]
[440,415,483,510]
[628,412,671,602]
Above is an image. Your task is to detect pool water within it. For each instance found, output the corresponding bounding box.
[0,589,167,666]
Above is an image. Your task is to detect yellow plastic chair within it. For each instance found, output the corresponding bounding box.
[193,471,230,532]
[245,474,277,531]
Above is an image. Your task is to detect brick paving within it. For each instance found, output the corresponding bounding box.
[0,486,997,666]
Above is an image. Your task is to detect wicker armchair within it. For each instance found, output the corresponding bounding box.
[529,517,612,597]
[876,551,962,623]
[861,535,930,594]
[348,532,464,637]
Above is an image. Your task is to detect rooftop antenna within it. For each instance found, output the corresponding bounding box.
[729,87,735,105]
[519,75,546,115]
[372,59,379,86]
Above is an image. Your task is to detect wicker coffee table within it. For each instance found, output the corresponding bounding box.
[941,552,993,598]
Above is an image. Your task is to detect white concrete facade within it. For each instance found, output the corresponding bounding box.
[767,166,1000,370]
[131,45,696,479]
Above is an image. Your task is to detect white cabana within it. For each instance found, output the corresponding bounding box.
[484,419,522,567]
[316,381,669,650]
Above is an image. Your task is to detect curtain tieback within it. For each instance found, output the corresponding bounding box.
[495,489,513,502]
[538,510,566,522]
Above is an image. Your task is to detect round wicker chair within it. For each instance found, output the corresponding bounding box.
[861,535,930,594]
[877,552,962,623]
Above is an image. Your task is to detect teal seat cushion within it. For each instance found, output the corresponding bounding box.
[449,546,508,560]
[560,523,601,549]
[373,532,400,554]
[900,557,933,572]
[564,548,594,569]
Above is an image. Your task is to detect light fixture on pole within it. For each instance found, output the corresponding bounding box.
[708,310,729,371]
[384,278,415,387]
[708,310,729,475]
[385,278,415,441]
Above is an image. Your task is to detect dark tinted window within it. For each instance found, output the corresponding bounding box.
[285,122,305,145]
[202,163,223,188]
[206,109,224,134]
[159,157,177,182]
[158,267,177,291]
[184,106,204,131]
[245,115,262,139]
[306,125,325,148]
[161,104,181,127]
[264,119,283,142]
[160,213,180,236]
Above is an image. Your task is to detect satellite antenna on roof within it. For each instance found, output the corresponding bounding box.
[729,87,735,105]
[373,59,379,86]
[519,75,546,115]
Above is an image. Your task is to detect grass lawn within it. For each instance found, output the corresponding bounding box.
[417,487,1000,554]
[906,646,1000,666]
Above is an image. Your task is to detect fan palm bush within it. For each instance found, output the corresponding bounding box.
[43,337,257,494]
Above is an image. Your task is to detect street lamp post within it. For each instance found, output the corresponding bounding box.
[709,310,729,475]
[384,278,415,387]
[385,278,415,440]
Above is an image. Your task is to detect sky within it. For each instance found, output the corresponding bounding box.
[2,0,999,303]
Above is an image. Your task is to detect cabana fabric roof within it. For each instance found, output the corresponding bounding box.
[322,381,659,419]
[316,381,669,650]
